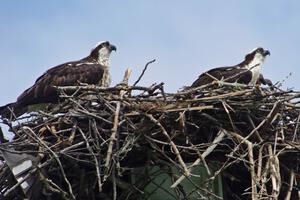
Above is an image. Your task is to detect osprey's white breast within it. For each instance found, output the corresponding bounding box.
[101,69,111,87]
[246,53,265,86]
[97,44,112,87]
[249,65,261,85]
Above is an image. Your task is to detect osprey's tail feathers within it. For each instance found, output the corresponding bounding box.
[0,103,15,118]
[0,102,27,120]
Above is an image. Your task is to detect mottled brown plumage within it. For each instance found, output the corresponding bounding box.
[191,66,251,87]
[0,41,116,118]
[191,47,271,88]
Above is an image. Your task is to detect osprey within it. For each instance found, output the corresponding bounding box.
[191,47,271,88]
[0,41,116,118]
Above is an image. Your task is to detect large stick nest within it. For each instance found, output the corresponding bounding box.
[1,74,300,200]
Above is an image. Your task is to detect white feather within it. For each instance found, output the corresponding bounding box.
[92,41,113,87]
[246,51,267,85]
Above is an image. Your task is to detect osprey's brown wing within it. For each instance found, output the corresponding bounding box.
[191,66,252,87]
[16,62,105,107]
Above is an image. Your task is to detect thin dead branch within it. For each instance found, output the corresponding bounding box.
[0,72,300,200]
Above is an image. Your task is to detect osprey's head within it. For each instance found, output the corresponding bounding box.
[90,41,117,66]
[244,47,270,66]
[242,47,270,85]
[250,47,270,57]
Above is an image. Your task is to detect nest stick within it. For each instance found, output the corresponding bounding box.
[78,127,102,192]
[228,101,281,158]
[171,129,226,188]
[145,114,190,181]
[104,70,130,181]
[292,114,300,142]
[22,126,76,200]
[229,131,258,200]
[133,59,156,86]
[267,144,281,198]
[39,172,69,199]
[3,160,51,197]
[2,72,300,199]
[285,170,295,200]
[103,93,122,181]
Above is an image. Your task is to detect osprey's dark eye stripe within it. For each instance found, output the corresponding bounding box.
[190,47,270,88]
[256,48,264,53]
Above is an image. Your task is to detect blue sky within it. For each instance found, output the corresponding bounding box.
[0,1,299,106]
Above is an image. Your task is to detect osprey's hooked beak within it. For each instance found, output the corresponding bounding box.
[109,44,117,52]
[263,49,270,56]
